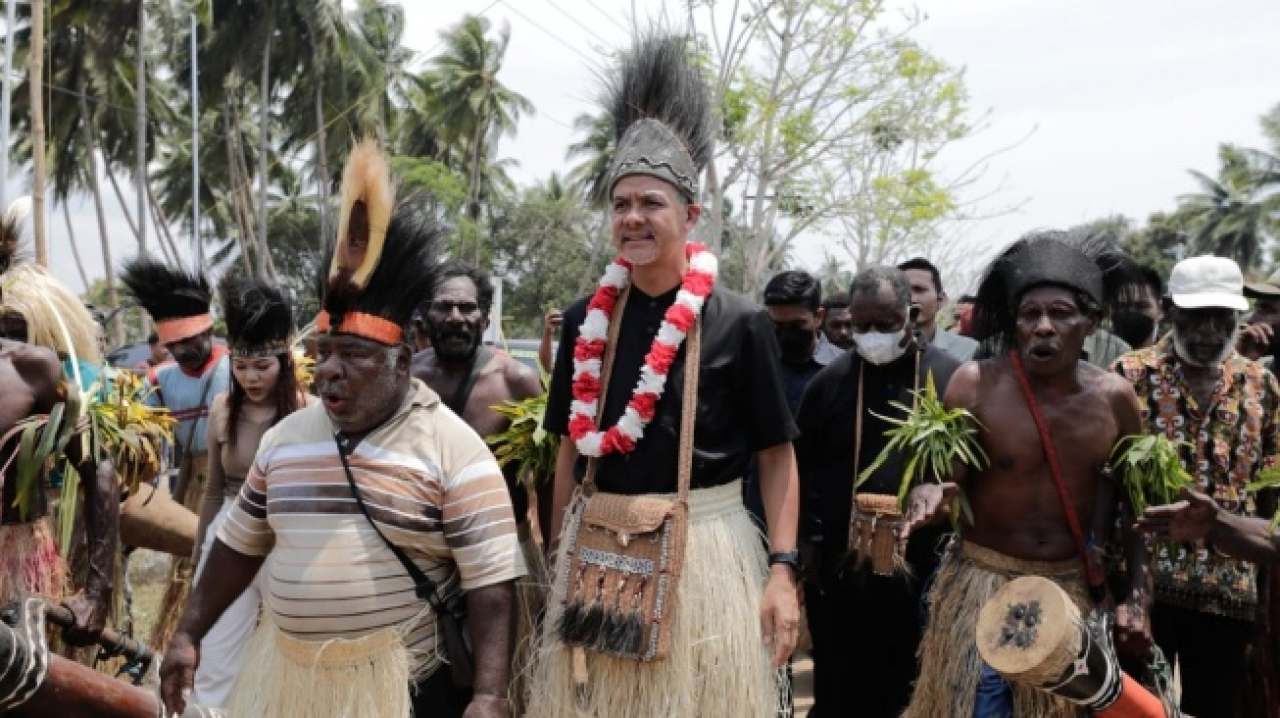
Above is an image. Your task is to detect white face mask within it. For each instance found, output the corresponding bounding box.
[852,329,908,365]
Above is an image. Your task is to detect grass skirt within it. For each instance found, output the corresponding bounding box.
[0,517,66,602]
[149,453,207,652]
[513,520,549,716]
[903,540,1091,718]
[228,613,413,718]
[524,480,786,718]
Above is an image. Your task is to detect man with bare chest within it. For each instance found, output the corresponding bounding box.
[0,339,116,646]
[412,262,544,716]
[900,230,1153,718]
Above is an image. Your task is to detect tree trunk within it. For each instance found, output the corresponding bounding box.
[61,200,90,291]
[135,0,147,256]
[104,161,143,245]
[223,98,256,276]
[704,157,723,254]
[466,81,492,264]
[78,92,123,345]
[313,50,330,248]
[29,0,47,266]
[256,28,273,281]
[147,181,183,266]
[0,0,16,209]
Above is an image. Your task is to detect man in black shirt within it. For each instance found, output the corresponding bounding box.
[820,291,855,351]
[532,35,801,718]
[763,270,845,415]
[794,266,960,718]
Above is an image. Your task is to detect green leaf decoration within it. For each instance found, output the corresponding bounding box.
[1109,434,1195,516]
[485,368,558,489]
[856,369,988,515]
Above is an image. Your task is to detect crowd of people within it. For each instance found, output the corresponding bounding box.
[0,31,1278,718]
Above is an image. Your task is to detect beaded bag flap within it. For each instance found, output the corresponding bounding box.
[557,292,699,662]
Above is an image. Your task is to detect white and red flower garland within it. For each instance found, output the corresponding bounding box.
[568,242,718,457]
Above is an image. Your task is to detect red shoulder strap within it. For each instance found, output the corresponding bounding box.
[1009,351,1108,599]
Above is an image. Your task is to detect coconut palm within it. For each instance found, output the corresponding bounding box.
[418,15,534,224]
[1180,144,1280,274]
[566,110,614,205]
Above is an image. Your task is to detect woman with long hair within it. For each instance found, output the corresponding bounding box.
[188,275,314,708]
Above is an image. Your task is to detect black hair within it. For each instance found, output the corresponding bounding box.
[432,261,497,316]
[849,266,911,308]
[821,291,850,311]
[1138,266,1164,300]
[147,332,160,345]
[897,257,944,294]
[763,270,822,312]
[957,294,977,304]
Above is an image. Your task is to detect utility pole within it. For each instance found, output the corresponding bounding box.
[0,0,17,210]
[191,10,201,272]
[136,0,148,257]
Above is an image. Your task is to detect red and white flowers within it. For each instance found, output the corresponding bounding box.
[568,243,718,457]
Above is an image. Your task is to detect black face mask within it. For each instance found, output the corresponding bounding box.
[775,325,816,364]
[1112,311,1156,348]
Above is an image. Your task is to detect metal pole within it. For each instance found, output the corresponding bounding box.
[191,11,200,272]
[136,0,147,257]
[0,0,16,209]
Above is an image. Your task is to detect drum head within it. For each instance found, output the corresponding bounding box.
[976,576,1081,681]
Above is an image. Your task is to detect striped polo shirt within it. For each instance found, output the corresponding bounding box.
[217,379,526,675]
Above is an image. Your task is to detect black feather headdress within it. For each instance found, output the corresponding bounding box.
[318,140,443,346]
[972,228,1142,354]
[0,198,30,276]
[219,275,293,358]
[119,258,213,344]
[603,34,714,201]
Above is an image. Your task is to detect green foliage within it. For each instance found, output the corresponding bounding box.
[390,156,469,212]
[1246,467,1280,531]
[857,372,987,522]
[1110,435,1195,516]
[485,374,558,489]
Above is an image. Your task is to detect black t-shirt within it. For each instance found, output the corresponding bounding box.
[545,285,798,495]
[794,344,961,572]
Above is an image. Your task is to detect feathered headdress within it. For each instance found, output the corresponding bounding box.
[317,140,443,346]
[219,274,293,358]
[119,258,213,345]
[603,34,715,201]
[972,228,1142,354]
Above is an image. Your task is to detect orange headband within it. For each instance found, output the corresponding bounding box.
[156,314,214,345]
[316,310,404,346]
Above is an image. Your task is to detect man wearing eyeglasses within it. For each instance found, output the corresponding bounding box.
[1113,255,1280,718]
[412,261,546,715]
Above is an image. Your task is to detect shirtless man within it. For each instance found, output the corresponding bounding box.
[412,262,544,715]
[899,230,1153,718]
[0,339,116,646]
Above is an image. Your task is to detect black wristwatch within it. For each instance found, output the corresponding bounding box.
[767,550,802,578]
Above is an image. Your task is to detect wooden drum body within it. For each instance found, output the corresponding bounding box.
[119,484,198,558]
[976,576,1170,718]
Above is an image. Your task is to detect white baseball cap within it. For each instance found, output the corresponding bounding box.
[1168,255,1248,311]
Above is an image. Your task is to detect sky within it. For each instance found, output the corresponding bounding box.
[4,0,1279,295]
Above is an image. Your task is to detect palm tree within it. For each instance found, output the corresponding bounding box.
[1179,144,1280,274]
[419,15,533,230]
[566,110,614,205]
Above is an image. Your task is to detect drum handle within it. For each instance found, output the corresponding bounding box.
[41,601,154,669]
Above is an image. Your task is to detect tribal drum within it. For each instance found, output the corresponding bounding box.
[975,576,1170,718]
[119,483,198,558]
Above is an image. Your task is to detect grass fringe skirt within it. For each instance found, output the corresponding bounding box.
[228,613,413,718]
[513,521,549,716]
[0,517,66,603]
[149,454,208,652]
[524,480,787,718]
[902,540,1092,718]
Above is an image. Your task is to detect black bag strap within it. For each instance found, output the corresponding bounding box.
[333,432,446,610]
[445,346,493,416]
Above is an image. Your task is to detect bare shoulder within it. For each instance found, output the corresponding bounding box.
[497,351,543,400]
[944,357,997,410]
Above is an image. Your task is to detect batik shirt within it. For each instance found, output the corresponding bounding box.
[1114,337,1280,620]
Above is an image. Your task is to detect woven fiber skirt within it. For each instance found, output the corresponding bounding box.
[524,479,787,718]
[903,540,1092,718]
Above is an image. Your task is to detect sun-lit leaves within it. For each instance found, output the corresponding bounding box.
[857,371,987,523]
[485,373,558,489]
[1110,434,1195,516]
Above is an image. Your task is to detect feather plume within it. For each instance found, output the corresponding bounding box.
[219,274,293,355]
[318,191,444,343]
[118,258,211,322]
[606,35,714,170]
[329,139,394,301]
